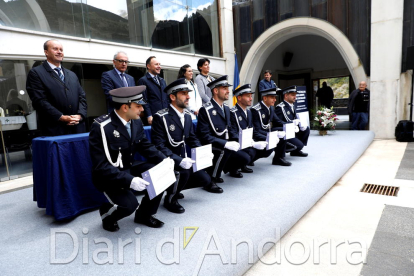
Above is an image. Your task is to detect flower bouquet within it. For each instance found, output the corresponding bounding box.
[313,107,338,136]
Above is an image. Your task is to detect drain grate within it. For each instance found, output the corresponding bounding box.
[361,184,399,196]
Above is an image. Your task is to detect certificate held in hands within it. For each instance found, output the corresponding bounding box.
[142,158,176,200]
[266,131,280,150]
[296,111,309,128]
[283,123,295,140]
[191,144,213,172]
[238,128,253,150]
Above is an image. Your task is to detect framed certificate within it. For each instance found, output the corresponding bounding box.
[283,123,295,140]
[266,131,280,150]
[238,128,253,150]
[191,144,213,172]
[142,158,176,200]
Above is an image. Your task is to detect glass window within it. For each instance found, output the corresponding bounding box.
[320,76,350,99]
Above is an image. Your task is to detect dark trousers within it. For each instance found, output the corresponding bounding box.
[207,148,250,178]
[288,127,310,152]
[100,162,165,223]
[165,168,211,202]
[351,112,368,130]
[242,147,273,163]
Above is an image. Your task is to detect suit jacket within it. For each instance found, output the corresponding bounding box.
[194,74,215,104]
[101,69,135,113]
[89,111,166,192]
[258,79,277,92]
[137,73,168,118]
[229,103,253,133]
[26,61,87,136]
[275,100,297,124]
[196,100,238,149]
[251,101,285,141]
[151,107,201,166]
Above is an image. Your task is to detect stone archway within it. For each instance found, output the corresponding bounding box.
[239,17,367,90]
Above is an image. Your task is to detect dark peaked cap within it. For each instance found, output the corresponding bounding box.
[206,75,232,90]
[109,85,147,104]
[233,84,255,97]
[280,85,297,95]
[164,78,192,95]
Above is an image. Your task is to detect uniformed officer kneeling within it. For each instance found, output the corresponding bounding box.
[151,78,213,213]
[89,86,175,232]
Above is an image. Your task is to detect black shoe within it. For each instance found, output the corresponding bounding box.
[241,166,253,173]
[229,171,243,178]
[204,181,223,193]
[177,192,184,199]
[272,157,292,166]
[102,218,119,232]
[212,176,224,183]
[290,150,308,157]
[134,215,164,228]
[164,200,185,214]
[248,162,255,166]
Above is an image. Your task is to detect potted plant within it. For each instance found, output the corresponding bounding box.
[313,107,338,135]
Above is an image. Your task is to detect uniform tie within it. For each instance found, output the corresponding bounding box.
[54,67,64,82]
[125,121,131,137]
[120,73,128,87]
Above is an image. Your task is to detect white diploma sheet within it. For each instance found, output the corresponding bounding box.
[142,158,177,200]
[238,128,253,150]
[296,111,309,129]
[266,131,280,150]
[191,144,213,172]
[283,123,296,140]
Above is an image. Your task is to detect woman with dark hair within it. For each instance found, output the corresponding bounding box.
[178,64,202,119]
[194,58,215,104]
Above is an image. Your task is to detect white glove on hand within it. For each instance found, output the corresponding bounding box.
[208,153,215,159]
[179,157,195,169]
[293,119,300,126]
[294,126,299,133]
[300,126,307,131]
[130,177,149,191]
[252,141,268,150]
[224,141,240,151]
[277,131,286,139]
[167,158,175,170]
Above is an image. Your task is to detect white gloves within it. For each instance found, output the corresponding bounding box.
[179,157,195,169]
[300,126,307,131]
[294,126,299,133]
[224,141,240,151]
[130,177,149,191]
[167,157,175,170]
[207,153,215,159]
[252,141,268,150]
[277,131,286,138]
[293,119,300,126]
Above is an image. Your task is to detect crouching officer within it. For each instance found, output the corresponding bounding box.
[197,75,250,184]
[89,86,175,232]
[230,84,271,169]
[275,86,309,157]
[151,78,213,213]
[251,87,294,166]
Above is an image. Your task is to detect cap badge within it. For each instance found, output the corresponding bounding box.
[287,111,291,115]
[212,110,217,116]
[239,116,242,121]
[262,114,265,119]
[113,130,120,138]
[169,124,175,131]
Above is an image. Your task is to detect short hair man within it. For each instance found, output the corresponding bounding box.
[316,81,334,108]
[101,51,135,113]
[275,86,310,157]
[258,70,278,92]
[89,86,175,231]
[347,81,370,130]
[196,75,251,185]
[137,56,169,125]
[26,39,87,136]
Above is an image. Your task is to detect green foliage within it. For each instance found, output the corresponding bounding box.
[320,77,349,99]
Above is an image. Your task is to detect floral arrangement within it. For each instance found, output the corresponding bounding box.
[313,107,338,131]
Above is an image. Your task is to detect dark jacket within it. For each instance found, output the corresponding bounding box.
[251,101,285,141]
[101,69,135,113]
[348,88,370,114]
[26,61,87,136]
[258,79,277,92]
[89,111,166,192]
[137,73,168,118]
[275,100,297,124]
[229,103,253,133]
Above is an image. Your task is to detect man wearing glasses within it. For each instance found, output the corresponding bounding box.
[101,51,135,113]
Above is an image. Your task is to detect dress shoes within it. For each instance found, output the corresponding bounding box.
[229,170,243,178]
[204,181,223,193]
[248,162,255,166]
[177,192,184,199]
[241,166,253,173]
[134,215,164,228]
[272,157,292,166]
[212,176,224,183]
[102,218,120,232]
[164,200,185,214]
[290,150,308,157]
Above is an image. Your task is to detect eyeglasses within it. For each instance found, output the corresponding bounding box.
[114,59,130,64]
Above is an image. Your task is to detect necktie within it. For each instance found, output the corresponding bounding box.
[120,73,128,87]
[125,121,131,137]
[154,76,160,85]
[54,67,64,82]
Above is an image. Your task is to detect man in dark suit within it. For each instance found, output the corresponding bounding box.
[26,40,87,136]
[138,56,169,125]
[101,51,135,113]
[230,84,271,170]
[197,75,250,185]
[89,86,175,232]
[251,87,293,166]
[275,86,310,157]
[151,78,216,213]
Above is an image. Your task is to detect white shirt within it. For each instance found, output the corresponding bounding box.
[47,61,64,78]
[261,101,271,115]
[237,103,247,118]
[170,104,185,127]
[186,80,202,120]
[114,109,129,127]
[212,98,224,113]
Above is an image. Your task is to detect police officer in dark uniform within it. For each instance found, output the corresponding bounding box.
[151,78,214,213]
[89,86,175,232]
[197,75,250,185]
[251,87,294,166]
[229,84,271,170]
[275,85,310,157]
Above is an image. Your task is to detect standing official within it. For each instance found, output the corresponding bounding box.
[348,81,370,130]
[89,86,174,232]
[26,39,87,136]
[275,86,310,157]
[197,75,250,184]
[251,87,292,166]
[101,51,135,113]
[151,78,215,213]
[258,70,278,92]
[229,84,270,170]
[138,56,168,125]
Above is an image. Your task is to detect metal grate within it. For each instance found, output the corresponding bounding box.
[361,184,399,196]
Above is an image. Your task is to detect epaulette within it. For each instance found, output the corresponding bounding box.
[94,114,111,126]
[203,102,213,110]
[277,102,285,107]
[156,108,169,116]
[184,109,192,115]
[230,107,237,113]
[251,103,261,111]
[224,103,229,106]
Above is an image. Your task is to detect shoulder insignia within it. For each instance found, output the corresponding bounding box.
[156,108,169,116]
[184,109,192,115]
[277,102,285,107]
[230,107,237,113]
[203,102,213,110]
[223,103,229,106]
[252,103,261,111]
[94,114,111,126]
